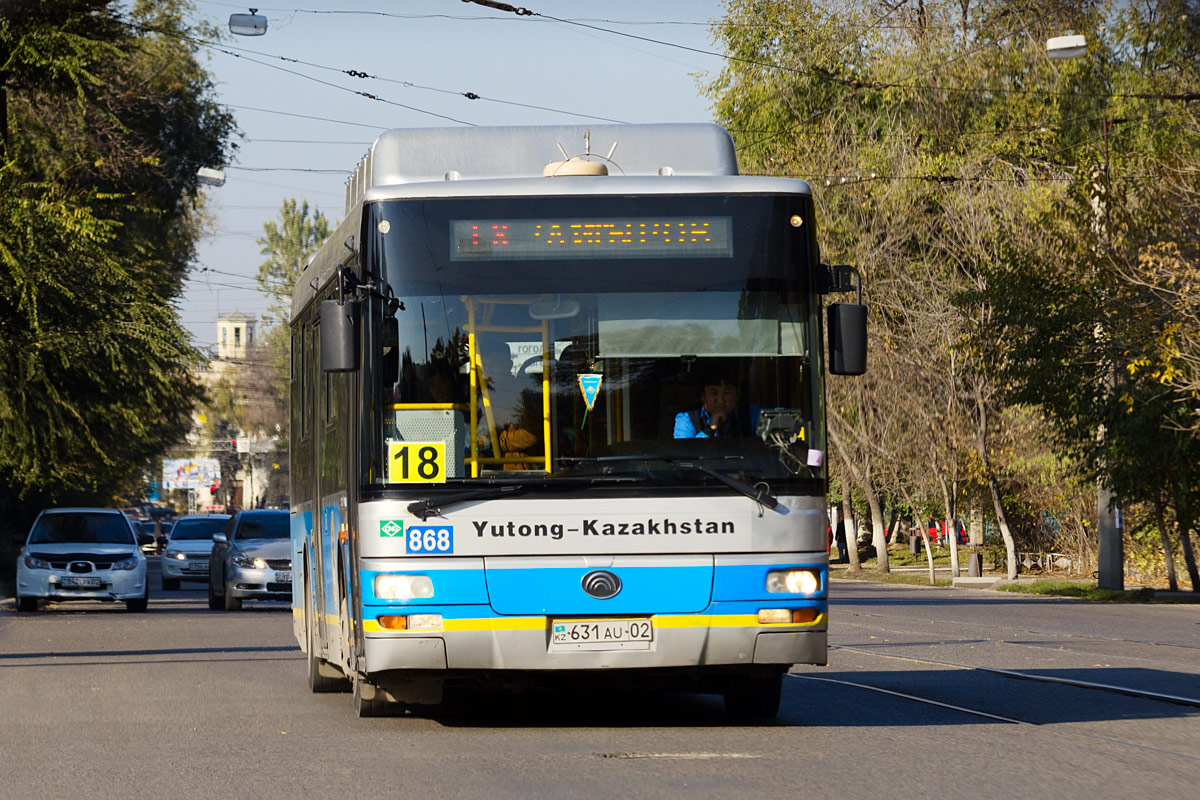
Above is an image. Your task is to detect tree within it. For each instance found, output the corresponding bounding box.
[0,1,236,569]
[706,0,1199,589]
[255,198,335,403]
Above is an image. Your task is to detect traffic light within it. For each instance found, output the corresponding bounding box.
[230,438,237,450]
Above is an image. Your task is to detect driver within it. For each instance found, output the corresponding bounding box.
[673,372,759,438]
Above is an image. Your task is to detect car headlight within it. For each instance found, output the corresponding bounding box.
[766,569,821,595]
[23,554,50,570]
[231,552,268,569]
[374,574,434,601]
[112,556,140,571]
[164,550,186,561]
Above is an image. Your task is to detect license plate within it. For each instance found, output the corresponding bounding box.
[60,576,102,588]
[549,618,653,651]
[275,571,292,583]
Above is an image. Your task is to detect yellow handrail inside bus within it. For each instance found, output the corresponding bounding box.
[387,403,469,411]
[464,296,552,475]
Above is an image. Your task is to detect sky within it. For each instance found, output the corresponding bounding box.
[181,0,731,349]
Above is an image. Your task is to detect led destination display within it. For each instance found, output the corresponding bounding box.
[450,216,734,261]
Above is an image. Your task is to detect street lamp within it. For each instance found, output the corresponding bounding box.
[197,166,226,187]
[1046,32,1124,591]
[1046,34,1087,60]
[229,9,268,37]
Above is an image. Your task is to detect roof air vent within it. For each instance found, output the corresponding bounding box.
[543,157,608,177]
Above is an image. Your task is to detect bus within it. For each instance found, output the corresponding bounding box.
[290,123,866,718]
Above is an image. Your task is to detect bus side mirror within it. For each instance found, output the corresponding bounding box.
[828,302,867,376]
[321,299,359,372]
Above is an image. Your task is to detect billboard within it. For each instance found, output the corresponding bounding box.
[163,458,221,490]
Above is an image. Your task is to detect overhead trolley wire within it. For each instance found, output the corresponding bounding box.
[131,19,628,125]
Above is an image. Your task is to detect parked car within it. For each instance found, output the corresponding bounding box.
[160,514,231,591]
[15,508,149,612]
[208,509,292,611]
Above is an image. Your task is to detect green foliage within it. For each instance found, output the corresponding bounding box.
[256,198,335,325]
[705,0,1200,582]
[0,0,236,521]
[254,198,335,421]
[0,172,204,494]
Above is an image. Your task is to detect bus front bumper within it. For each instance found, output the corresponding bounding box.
[360,613,827,673]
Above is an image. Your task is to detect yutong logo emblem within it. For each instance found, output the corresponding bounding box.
[581,570,622,599]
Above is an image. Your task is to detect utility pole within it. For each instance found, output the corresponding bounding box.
[1048,33,1124,590]
[1093,119,1124,591]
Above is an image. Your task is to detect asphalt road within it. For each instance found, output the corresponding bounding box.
[2,563,1197,799]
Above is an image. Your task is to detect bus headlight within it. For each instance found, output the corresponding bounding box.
[766,569,821,595]
[375,574,434,601]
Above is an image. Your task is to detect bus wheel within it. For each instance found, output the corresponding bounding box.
[723,672,783,720]
[352,674,403,718]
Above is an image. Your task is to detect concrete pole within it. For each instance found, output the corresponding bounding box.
[1097,482,1123,590]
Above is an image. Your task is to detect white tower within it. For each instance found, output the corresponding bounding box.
[215,311,257,361]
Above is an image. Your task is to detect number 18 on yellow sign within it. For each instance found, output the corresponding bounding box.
[387,442,447,483]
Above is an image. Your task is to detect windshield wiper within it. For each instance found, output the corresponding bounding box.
[406,475,646,520]
[407,484,529,521]
[559,455,780,510]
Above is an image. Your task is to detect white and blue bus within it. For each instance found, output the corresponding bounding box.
[290,123,866,717]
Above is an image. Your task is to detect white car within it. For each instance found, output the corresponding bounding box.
[15,508,149,612]
[160,514,231,591]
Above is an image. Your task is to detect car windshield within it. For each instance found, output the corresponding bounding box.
[170,518,229,540]
[29,513,135,545]
[235,513,288,540]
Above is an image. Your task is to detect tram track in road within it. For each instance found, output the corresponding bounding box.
[835,617,1200,671]
[827,643,1200,709]
[788,672,1200,763]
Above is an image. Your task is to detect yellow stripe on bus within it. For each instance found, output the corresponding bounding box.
[361,613,825,634]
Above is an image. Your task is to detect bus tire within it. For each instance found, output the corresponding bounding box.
[723,672,783,720]
[352,674,402,718]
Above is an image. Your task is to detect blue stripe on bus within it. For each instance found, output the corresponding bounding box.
[484,563,714,615]
[360,562,827,613]
[358,599,825,623]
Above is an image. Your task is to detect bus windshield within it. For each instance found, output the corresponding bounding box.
[363,193,823,491]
